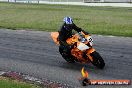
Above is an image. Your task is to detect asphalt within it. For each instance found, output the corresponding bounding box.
[0,29,132,88]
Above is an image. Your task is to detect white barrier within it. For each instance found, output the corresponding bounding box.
[0,0,132,7]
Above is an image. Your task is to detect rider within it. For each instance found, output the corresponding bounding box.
[58,17,88,62]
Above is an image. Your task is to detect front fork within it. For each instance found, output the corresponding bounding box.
[86,48,95,62]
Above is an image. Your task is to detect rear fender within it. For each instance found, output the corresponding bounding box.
[86,48,95,62]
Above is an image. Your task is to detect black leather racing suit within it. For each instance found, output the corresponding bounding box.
[58,22,82,48]
[58,22,88,61]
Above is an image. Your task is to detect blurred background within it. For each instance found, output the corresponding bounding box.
[0,0,132,3]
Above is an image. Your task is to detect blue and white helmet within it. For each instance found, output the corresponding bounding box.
[63,17,73,24]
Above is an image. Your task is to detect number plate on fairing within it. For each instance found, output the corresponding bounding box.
[87,36,93,46]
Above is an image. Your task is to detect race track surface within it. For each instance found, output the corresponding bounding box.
[0,29,132,88]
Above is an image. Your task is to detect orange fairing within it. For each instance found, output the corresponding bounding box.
[66,34,79,45]
[51,32,59,45]
[71,48,86,63]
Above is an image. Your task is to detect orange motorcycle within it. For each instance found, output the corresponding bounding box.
[51,32,105,69]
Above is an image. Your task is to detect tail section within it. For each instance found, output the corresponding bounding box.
[51,32,59,45]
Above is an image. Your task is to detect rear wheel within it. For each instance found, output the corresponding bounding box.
[90,51,105,69]
[59,46,75,63]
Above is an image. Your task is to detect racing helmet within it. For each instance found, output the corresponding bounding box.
[63,17,73,24]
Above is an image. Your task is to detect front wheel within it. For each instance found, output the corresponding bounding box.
[90,51,105,69]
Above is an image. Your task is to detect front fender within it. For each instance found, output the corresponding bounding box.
[86,48,95,62]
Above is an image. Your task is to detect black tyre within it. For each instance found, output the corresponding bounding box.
[59,46,75,63]
[90,51,105,69]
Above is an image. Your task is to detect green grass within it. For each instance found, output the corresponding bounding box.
[0,76,41,88]
[0,2,132,37]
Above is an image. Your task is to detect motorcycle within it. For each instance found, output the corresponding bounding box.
[51,31,105,69]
